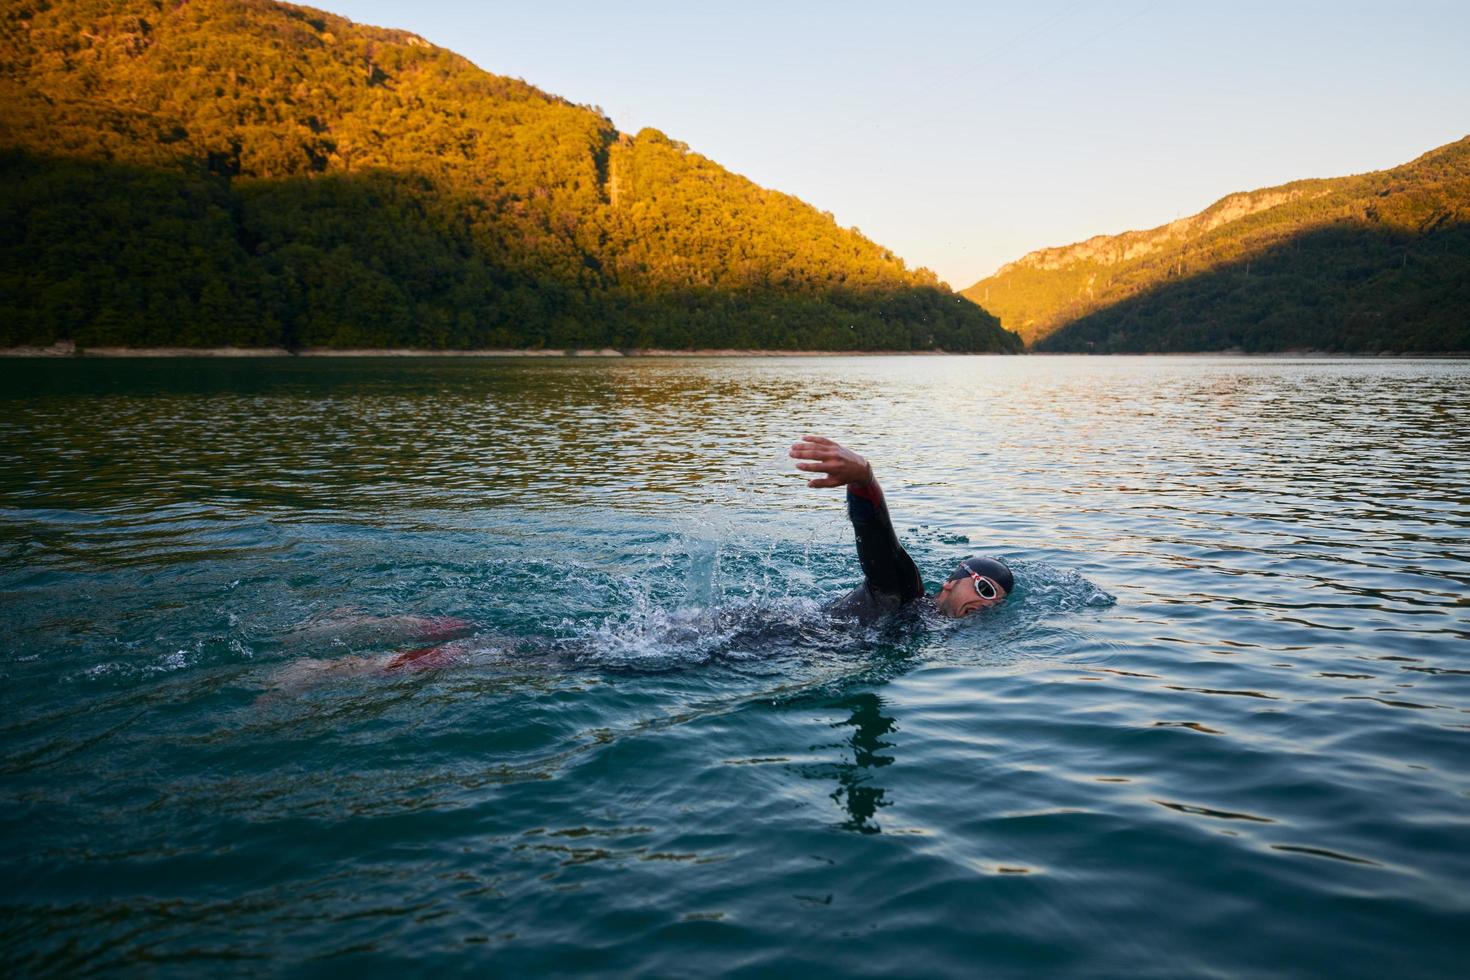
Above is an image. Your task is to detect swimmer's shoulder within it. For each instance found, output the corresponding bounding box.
[827,581,922,624]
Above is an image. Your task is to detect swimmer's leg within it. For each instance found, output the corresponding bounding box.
[381,639,474,672]
[257,654,380,703]
[282,611,474,650]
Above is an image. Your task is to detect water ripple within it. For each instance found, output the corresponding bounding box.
[3,356,1468,975]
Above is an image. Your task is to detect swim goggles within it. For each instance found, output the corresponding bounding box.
[961,562,1001,600]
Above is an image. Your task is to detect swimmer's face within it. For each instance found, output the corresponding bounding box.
[934,575,1007,618]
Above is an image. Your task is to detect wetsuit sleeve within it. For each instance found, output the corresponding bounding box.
[846,478,924,603]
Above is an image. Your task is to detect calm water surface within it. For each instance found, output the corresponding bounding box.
[1,356,1467,976]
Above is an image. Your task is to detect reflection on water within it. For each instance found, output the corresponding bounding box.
[2,355,1468,976]
[827,693,898,834]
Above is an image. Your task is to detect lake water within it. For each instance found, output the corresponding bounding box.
[2,355,1467,976]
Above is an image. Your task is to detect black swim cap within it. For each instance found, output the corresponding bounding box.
[947,556,1014,596]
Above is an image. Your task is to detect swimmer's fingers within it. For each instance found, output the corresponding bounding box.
[793,460,835,472]
[807,476,844,488]
[789,436,840,457]
[788,443,836,460]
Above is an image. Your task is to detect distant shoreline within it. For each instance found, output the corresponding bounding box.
[0,345,969,358]
[2,344,1466,359]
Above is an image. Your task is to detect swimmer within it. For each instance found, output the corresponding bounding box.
[789,435,1013,621]
[266,438,1007,696]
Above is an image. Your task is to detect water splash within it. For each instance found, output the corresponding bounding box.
[545,546,1115,676]
[560,593,846,671]
[1006,558,1117,612]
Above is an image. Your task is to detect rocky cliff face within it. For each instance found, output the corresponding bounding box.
[991,187,1324,277]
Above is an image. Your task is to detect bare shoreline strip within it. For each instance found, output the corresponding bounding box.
[2,345,962,358]
[2,345,1465,359]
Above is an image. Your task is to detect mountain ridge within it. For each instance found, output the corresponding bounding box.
[1,0,1020,352]
[963,137,1470,352]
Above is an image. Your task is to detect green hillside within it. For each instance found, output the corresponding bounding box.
[963,139,1470,352]
[0,0,1020,352]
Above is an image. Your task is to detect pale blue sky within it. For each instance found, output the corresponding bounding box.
[323,1,1469,288]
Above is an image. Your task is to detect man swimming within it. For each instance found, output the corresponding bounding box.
[789,434,1013,622]
[265,435,1010,695]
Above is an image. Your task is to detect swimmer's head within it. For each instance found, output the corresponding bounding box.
[934,555,1013,618]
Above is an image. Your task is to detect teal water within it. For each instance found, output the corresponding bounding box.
[2,355,1467,976]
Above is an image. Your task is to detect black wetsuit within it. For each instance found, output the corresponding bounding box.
[826,478,927,623]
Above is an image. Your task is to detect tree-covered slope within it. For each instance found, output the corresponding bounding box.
[0,0,1020,351]
[962,138,1470,352]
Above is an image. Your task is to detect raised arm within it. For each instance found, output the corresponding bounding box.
[789,435,923,603]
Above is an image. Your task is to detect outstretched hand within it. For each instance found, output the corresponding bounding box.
[788,435,874,489]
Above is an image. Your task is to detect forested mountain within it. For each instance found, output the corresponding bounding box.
[963,138,1470,352]
[0,0,1020,352]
